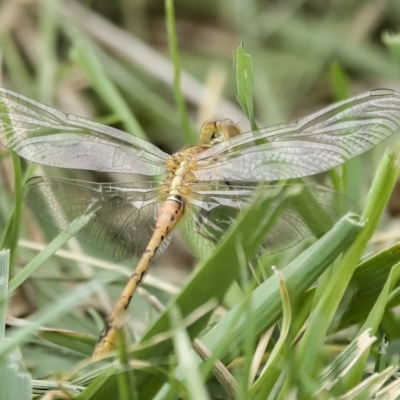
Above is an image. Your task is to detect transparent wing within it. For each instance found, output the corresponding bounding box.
[195,89,400,181]
[0,87,168,175]
[180,206,215,260]
[24,177,171,260]
[182,182,358,257]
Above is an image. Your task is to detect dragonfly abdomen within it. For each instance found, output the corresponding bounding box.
[93,195,184,359]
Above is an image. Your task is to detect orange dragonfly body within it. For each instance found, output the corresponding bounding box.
[0,87,399,358]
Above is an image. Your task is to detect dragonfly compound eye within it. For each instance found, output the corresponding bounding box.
[200,118,219,145]
[200,118,240,145]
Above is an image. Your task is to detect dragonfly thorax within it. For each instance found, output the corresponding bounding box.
[163,148,204,198]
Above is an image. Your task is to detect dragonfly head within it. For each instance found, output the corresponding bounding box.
[199,118,241,145]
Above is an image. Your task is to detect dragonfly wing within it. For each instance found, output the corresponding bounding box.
[195,89,400,181]
[0,87,168,175]
[257,185,358,253]
[24,177,169,260]
[183,183,358,256]
[180,206,217,259]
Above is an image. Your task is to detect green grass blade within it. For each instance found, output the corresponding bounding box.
[200,214,363,360]
[9,212,104,293]
[38,329,95,356]
[96,49,180,128]
[383,32,400,68]
[37,0,58,103]
[237,285,257,400]
[292,148,400,396]
[69,34,146,140]
[374,371,400,399]
[0,92,24,271]
[329,61,351,101]
[234,44,256,129]
[334,242,400,330]
[170,306,211,400]
[3,152,23,270]
[250,267,292,398]
[156,213,363,399]
[0,272,114,359]
[9,232,73,293]
[116,329,137,400]
[0,346,31,400]
[74,366,117,400]
[0,250,32,400]
[317,330,376,393]
[339,366,397,399]
[329,61,350,193]
[297,240,400,334]
[31,380,85,397]
[165,0,194,145]
[341,261,400,389]
[0,36,33,94]
[0,250,9,340]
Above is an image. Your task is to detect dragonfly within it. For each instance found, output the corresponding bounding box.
[0,87,400,360]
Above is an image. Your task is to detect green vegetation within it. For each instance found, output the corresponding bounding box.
[1,1,400,399]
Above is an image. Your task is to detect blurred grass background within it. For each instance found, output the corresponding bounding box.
[1,0,400,399]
